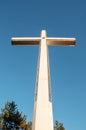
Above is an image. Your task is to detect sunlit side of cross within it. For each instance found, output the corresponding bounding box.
[11,30,76,130]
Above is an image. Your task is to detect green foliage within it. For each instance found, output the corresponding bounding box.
[54,120,65,130]
[0,101,66,130]
[25,122,32,130]
[0,101,27,130]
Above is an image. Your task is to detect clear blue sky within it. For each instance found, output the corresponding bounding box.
[0,0,86,130]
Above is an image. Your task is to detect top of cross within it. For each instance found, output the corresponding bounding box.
[41,30,47,38]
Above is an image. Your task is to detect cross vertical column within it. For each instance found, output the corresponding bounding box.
[32,30,53,130]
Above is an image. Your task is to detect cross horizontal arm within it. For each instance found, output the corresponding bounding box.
[46,38,76,46]
[11,37,41,45]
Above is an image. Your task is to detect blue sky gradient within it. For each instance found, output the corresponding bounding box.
[0,0,86,130]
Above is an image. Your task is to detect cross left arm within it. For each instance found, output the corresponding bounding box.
[11,37,41,46]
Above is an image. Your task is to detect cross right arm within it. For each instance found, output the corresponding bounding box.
[46,38,76,46]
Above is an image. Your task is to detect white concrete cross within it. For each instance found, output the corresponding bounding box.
[12,30,76,130]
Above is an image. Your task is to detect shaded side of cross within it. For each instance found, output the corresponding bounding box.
[12,30,76,46]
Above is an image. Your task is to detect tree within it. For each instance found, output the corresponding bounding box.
[25,122,32,130]
[54,120,65,130]
[0,101,27,130]
[0,102,66,130]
